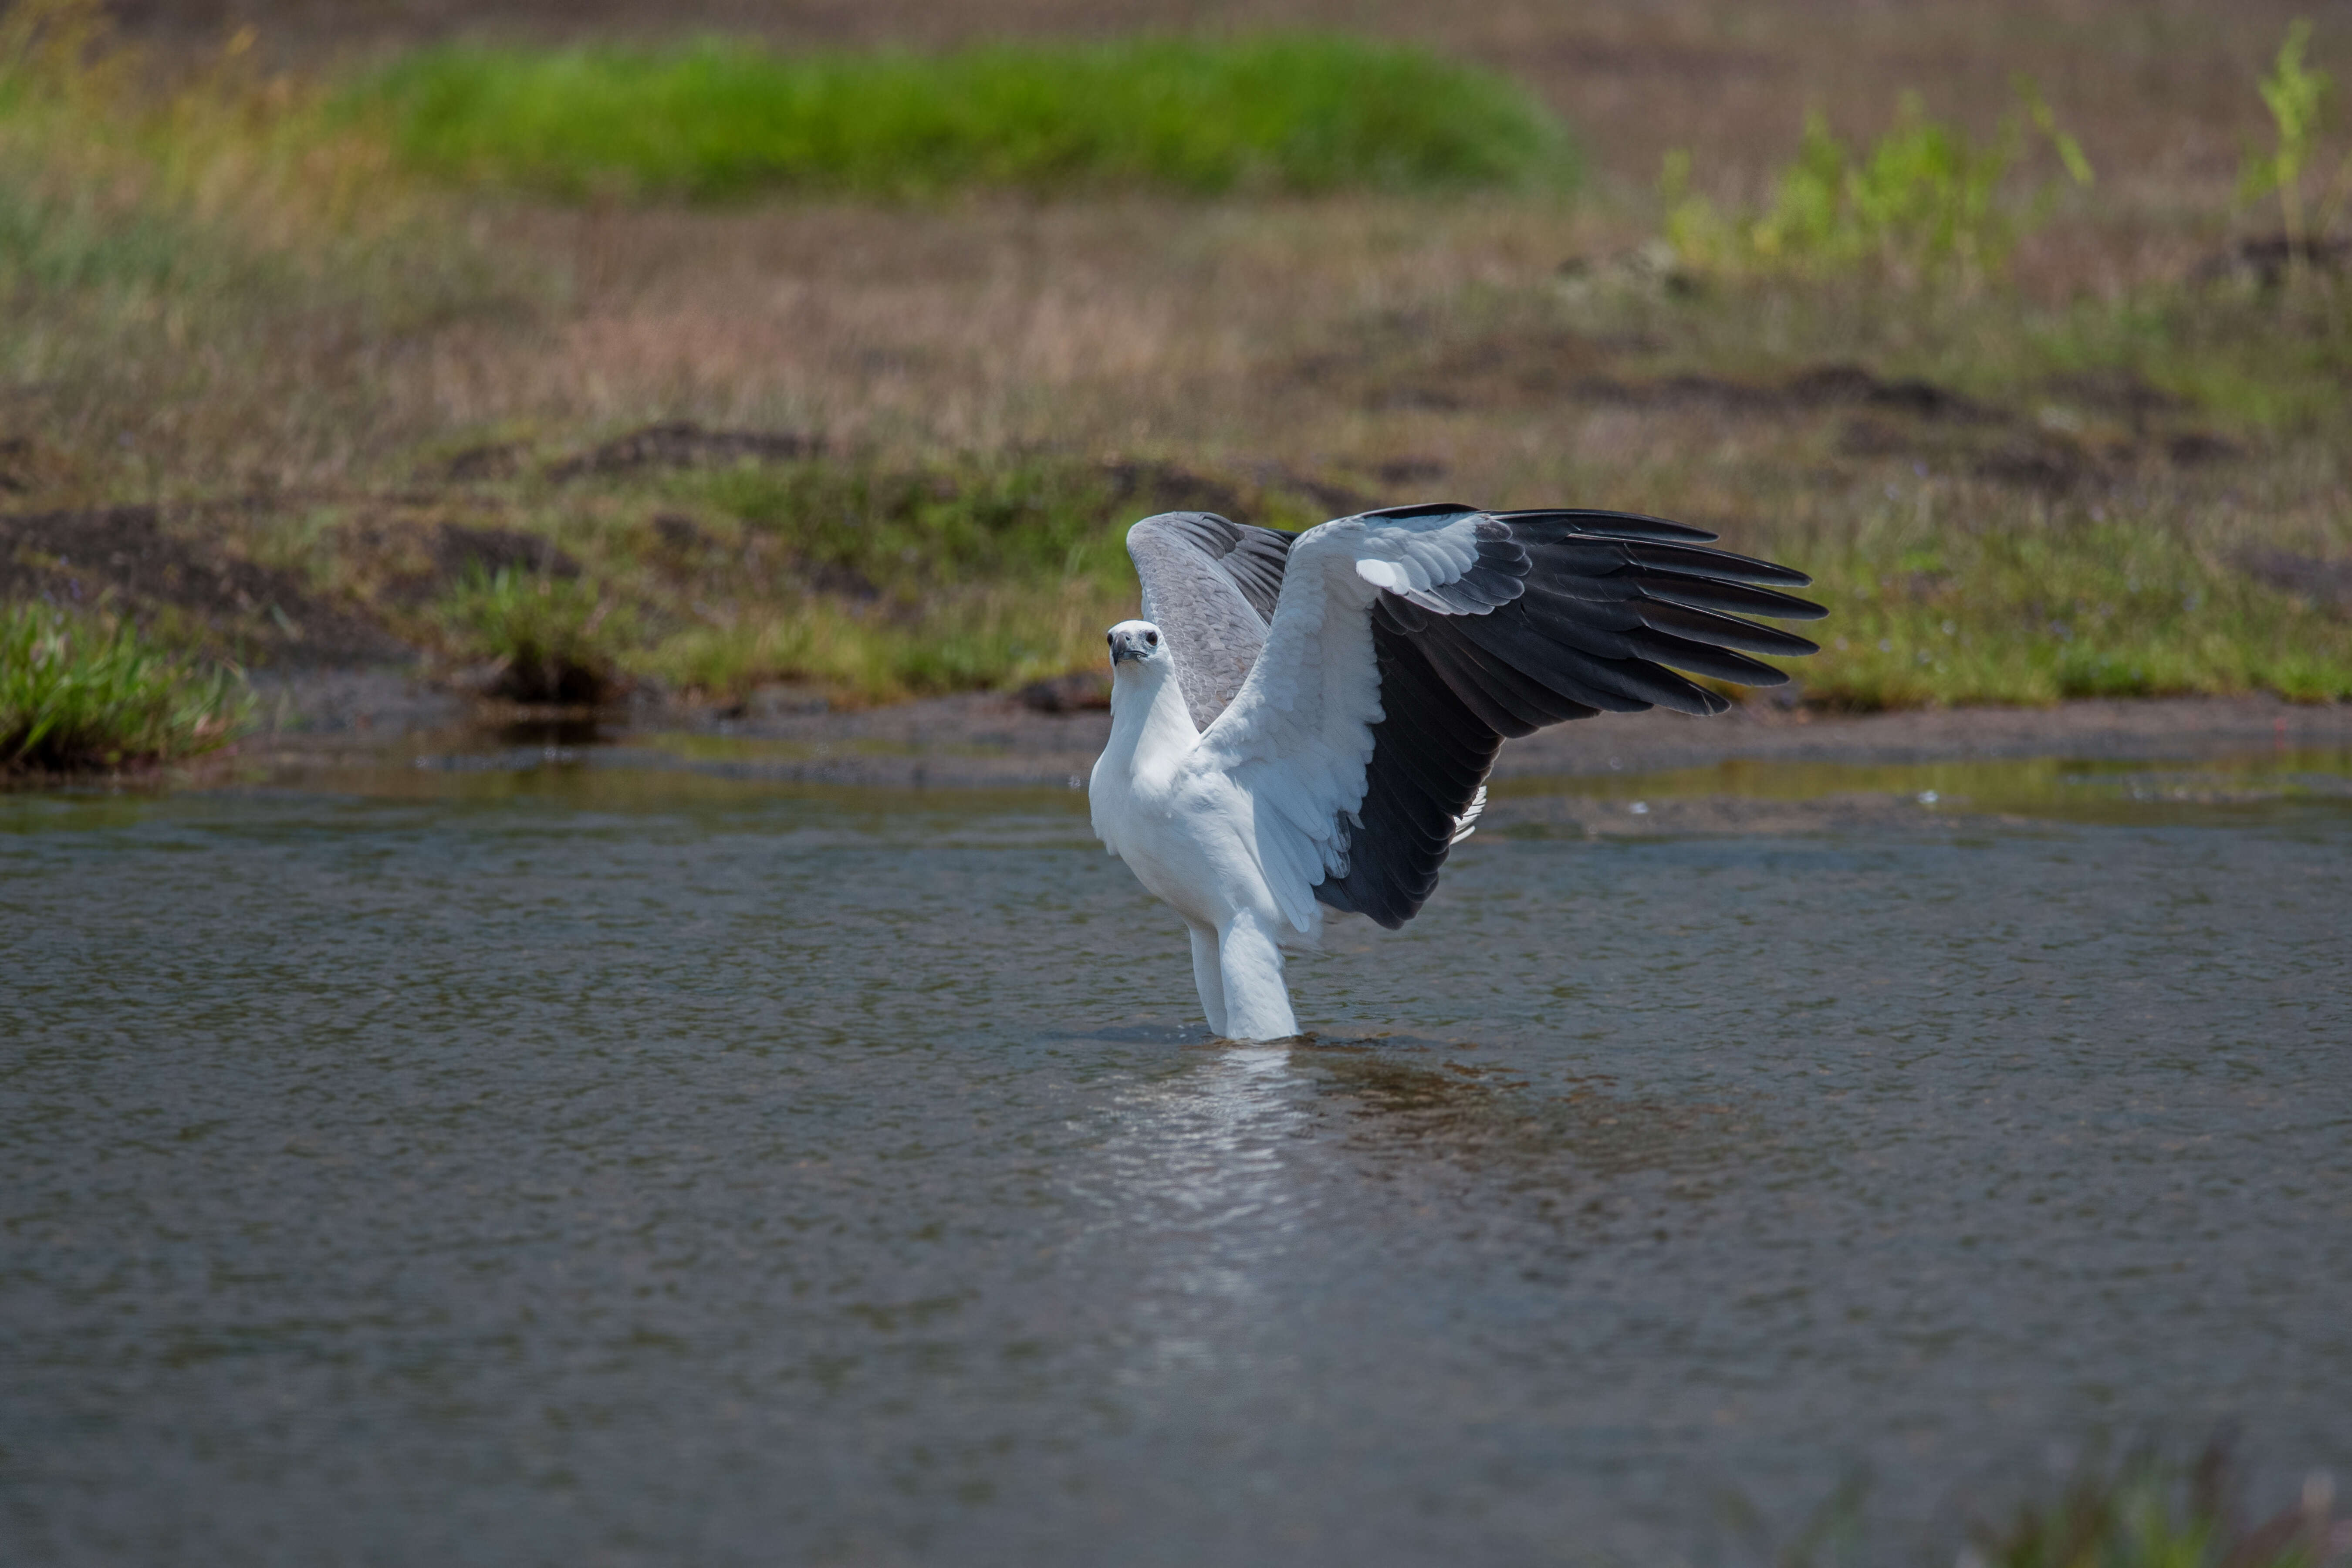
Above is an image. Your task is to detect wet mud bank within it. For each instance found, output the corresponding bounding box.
[241,665,2352,792]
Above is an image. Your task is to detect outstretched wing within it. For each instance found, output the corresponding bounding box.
[1194,503,1825,932]
[1126,512,1295,730]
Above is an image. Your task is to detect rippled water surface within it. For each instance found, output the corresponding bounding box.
[4,745,2349,1565]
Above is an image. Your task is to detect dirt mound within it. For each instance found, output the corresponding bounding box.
[437,443,531,483]
[1095,456,1383,526]
[331,512,587,608]
[0,504,408,666]
[1099,459,1251,520]
[2192,233,2352,291]
[0,437,81,498]
[1579,362,2000,422]
[434,524,582,581]
[1312,347,2245,496]
[547,422,824,480]
[2042,369,2188,426]
[2239,549,2352,617]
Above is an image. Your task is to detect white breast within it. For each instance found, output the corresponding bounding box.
[1091,678,1295,936]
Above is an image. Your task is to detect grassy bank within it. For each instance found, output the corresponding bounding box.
[0,602,248,772]
[345,35,1580,201]
[225,452,1307,705]
[170,440,2341,710]
[3,0,2349,715]
[1798,527,2352,708]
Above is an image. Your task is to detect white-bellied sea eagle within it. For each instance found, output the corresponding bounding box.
[1088,504,1825,1041]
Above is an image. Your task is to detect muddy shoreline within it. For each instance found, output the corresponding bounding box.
[237,668,2352,790]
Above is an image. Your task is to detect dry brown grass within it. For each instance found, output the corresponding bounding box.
[47,0,2344,484]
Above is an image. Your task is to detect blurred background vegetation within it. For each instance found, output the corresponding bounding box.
[2,0,2350,763]
[346,34,1580,200]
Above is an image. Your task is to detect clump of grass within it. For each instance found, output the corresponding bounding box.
[1965,1445,2348,1568]
[1662,83,2091,287]
[0,601,249,772]
[343,34,1580,202]
[434,567,632,704]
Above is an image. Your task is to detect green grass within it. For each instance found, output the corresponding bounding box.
[598,455,1154,702]
[412,456,1156,705]
[342,34,1581,201]
[0,602,249,772]
[433,567,633,703]
[1965,1446,2347,1568]
[635,581,1126,704]
[1789,524,2352,709]
[689,455,1137,593]
[1662,84,2091,288]
[325,446,2352,713]
[1730,1444,2348,1568]
[629,505,2352,710]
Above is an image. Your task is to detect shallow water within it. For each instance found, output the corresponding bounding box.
[4,741,2349,1566]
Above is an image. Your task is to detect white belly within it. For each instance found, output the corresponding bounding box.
[1095,768,1300,936]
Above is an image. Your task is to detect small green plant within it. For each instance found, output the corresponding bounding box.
[1965,1445,2347,1568]
[2238,20,2351,292]
[2241,21,2328,247]
[0,601,249,772]
[1662,82,2091,287]
[434,566,630,704]
[343,34,1579,202]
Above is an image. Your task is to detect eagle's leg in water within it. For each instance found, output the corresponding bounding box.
[1186,924,1230,1037]
[1216,910,1298,1041]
